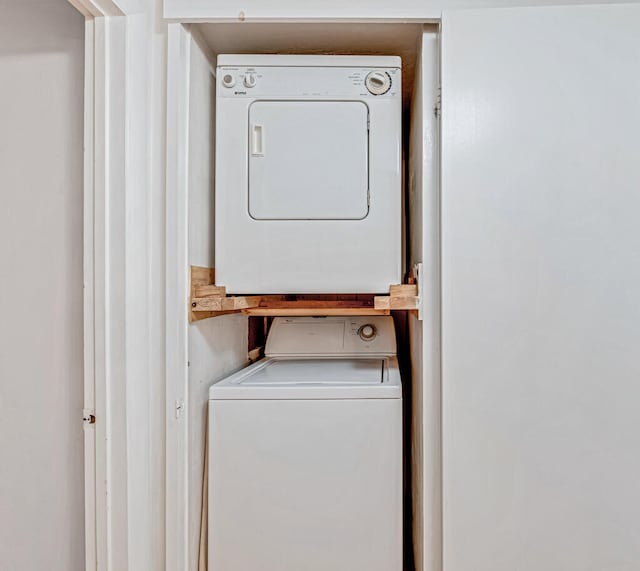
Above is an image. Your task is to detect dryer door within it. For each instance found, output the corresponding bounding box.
[248,100,369,220]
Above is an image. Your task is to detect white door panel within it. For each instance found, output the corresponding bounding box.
[248,101,369,220]
[441,4,640,571]
[0,2,85,570]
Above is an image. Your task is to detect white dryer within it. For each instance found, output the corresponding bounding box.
[208,316,402,571]
[215,55,402,293]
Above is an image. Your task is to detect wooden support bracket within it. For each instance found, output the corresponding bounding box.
[190,266,218,322]
[189,266,421,321]
[373,284,420,310]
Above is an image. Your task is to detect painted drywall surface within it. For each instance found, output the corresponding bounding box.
[187,35,249,571]
[407,28,442,571]
[0,1,85,570]
[164,0,639,20]
[121,6,169,571]
[407,33,426,571]
[187,316,247,569]
[441,5,640,570]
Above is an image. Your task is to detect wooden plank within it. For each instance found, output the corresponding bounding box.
[192,295,261,312]
[220,296,262,311]
[192,297,224,312]
[374,283,420,310]
[244,307,390,317]
[374,295,420,310]
[194,284,227,297]
[389,284,418,297]
[191,265,215,286]
[190,266,217,322]
[257,300,375,309]
[390,296,420,310]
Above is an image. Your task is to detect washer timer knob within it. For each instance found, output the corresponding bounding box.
[358,324,377,341]
[365,71,392,95]
[243,73,257,88]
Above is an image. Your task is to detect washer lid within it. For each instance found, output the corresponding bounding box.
[242,359,383,386]
[210,357,401,400]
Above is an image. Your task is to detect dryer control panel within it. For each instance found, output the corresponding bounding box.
[217,65,401,100]
[265,316,397,357]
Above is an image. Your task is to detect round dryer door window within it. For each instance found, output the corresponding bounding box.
[248,100,370,220]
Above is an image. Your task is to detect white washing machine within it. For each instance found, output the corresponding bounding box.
[215,55,402,293]
[208,316,402,571]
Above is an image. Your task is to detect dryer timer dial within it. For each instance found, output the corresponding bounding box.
[365,71,392,95]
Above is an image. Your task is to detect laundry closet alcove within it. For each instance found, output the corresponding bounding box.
[165,20,440,571]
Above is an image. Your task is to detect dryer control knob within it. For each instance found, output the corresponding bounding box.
[358,324,377,341]
[365,71,391,95]
[243,73,257,88]
[222,73,235,88]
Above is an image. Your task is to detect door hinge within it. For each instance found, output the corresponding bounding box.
[83,408,96,425]
[175,399,185,420]
[434,86,442,119]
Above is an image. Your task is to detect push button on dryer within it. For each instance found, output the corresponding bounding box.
[222,73,235,88]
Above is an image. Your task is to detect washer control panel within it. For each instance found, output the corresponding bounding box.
[358,324,378,341]
[266,316,397,357]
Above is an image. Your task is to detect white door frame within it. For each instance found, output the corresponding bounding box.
[67,1,167,570]
[72,7,441,571]
[68,1,442,570]
[165,21,192,571]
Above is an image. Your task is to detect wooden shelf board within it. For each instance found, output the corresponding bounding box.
[244,307,390,317]
[189,266,419,320]
[194,284,227,297]
[192,295,261,312]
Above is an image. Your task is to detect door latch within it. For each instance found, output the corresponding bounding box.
[83,408,96,425]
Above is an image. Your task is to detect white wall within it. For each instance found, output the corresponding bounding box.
[441,5,640,570]
[186,34,248,571]
[0,1,85,570]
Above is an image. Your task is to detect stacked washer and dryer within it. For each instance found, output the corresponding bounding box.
[209,56,403,571]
